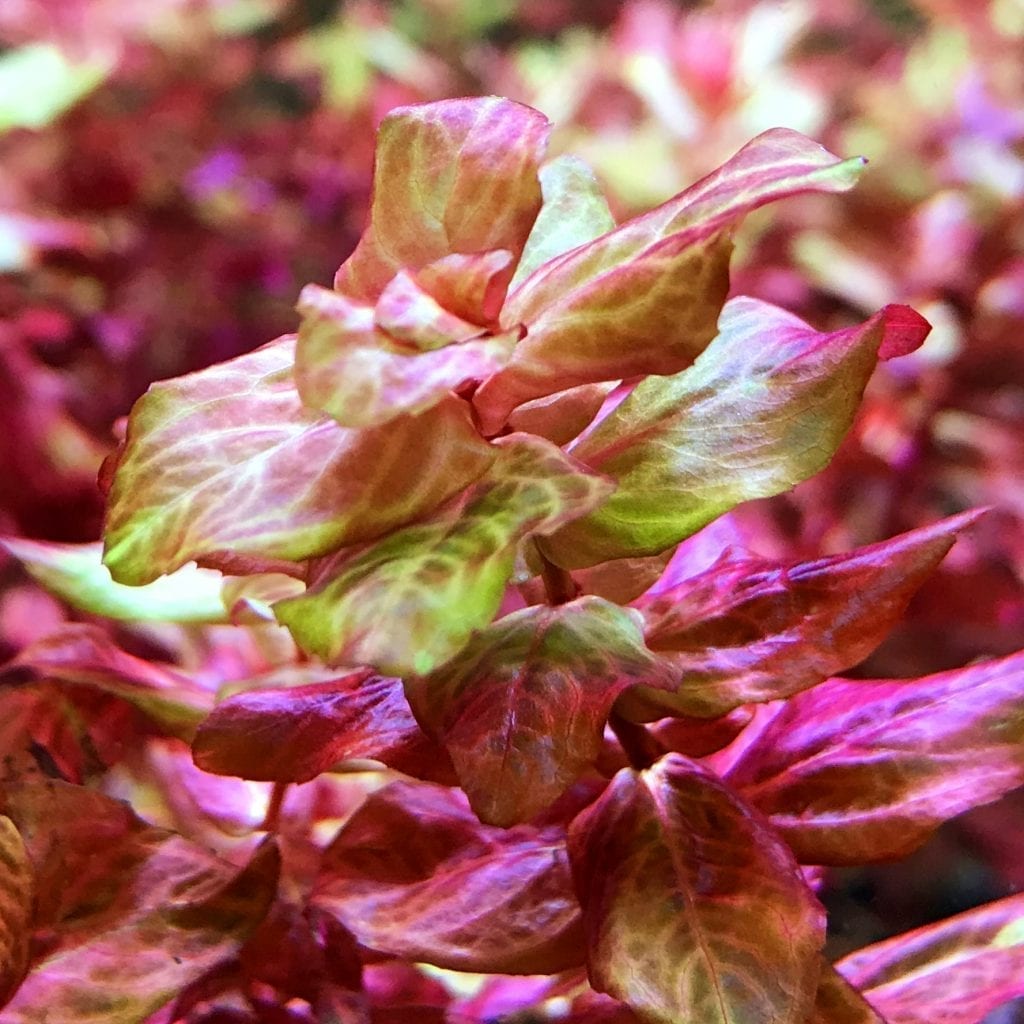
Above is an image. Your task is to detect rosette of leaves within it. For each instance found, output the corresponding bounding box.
[7,96,1024,1024]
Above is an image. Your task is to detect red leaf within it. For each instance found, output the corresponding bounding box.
[312,780,583,974]
[335,98,549,303]
[837,894,1024,1024]
[192,669,454,785]
[619,512,980,720]
[406,596,670,825]
[5,624,213,739]
[725,649,1024,863]
[568,754,825,1024]
[0,778,279,1019]
[808,964,886,1024]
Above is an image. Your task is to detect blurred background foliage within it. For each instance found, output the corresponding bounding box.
[1,0,1022,992]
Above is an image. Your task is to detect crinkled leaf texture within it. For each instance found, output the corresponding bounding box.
[312,779,583,974]
[334,96,549,302]
[475,128,869,433]
[295,281,517,429]
[541,298,930,568]
[568,754,824,1024]
[837,893,1024,1024]
[406,596,669,826]
[275,433,612,677]
[0,778,279,1021]
[0,539,229,623]
[619,511,979,720]
[102,336,494,585]
[5,624,213,739]
[726,648,1024,863]
[192,667,453,784]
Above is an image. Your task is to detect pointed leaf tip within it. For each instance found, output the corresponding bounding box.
[877,303,931,359]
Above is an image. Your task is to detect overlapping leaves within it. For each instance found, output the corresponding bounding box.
[726,648,1024,863]
[274,433,612,677]
[406,596,669,825]
[540,298,930,568]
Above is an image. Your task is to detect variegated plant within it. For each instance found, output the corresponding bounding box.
[4,97,1024,1024]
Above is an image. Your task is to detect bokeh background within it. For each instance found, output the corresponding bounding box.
[1,0,1023,1004]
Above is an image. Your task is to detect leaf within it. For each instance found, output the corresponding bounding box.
[275,433,612,678]
[1,539,229,623]
[475,128,868,433]
[102,337,495,585]
[312,780,583,974]
[837,894,1024,1024]
[725,649,1024,863]
[808,963,885,1024]
[406,596,670,826]
[0,816,32,1006]
[192,669,454,784]
[509,154,616,290]
[0,779,279,1022]
[335,97,550,303]
[295,282,516,428]
[619,512,980,721]
[540,298,931,569]
[413,249,516,327]
[4,625,213,740]
[567,754,824,1024]
[506,382,617,447]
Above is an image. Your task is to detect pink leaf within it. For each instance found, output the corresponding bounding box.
[618,512,980,720]
[192,669,453,784]
[475,128,868,432]
[312,780,583,974]
[726,649,1024,863]
[539,297,931,569]
[406,596,669,825]
[295,283,516,428]
[334,98,549,303]
[568,754,825,1024]
[837,894,1024,1024]
[102,337,494,585]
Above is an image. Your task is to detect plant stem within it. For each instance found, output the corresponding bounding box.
[609,710,663,771]
[535,542,579,605]
[260,780,289,832]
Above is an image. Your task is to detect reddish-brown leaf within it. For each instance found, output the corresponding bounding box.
[568,754,825,1024]
[312,780,583,974]
[808,963,886,1024]
[726,649,1024,863]
[0,778,279,1020]
[192,669,454,784]
[0,816,32,1006]
[837,894,1024,1024]
[5,624,213,739]
[619,512,980,720]
[406,596,670,825]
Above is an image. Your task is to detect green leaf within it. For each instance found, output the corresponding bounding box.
[509,154,616,290]
[1,540,229,623]
[541,299,930,568]
[406,596,669,825]
[102,337,495,585]
[274,433,612,677]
